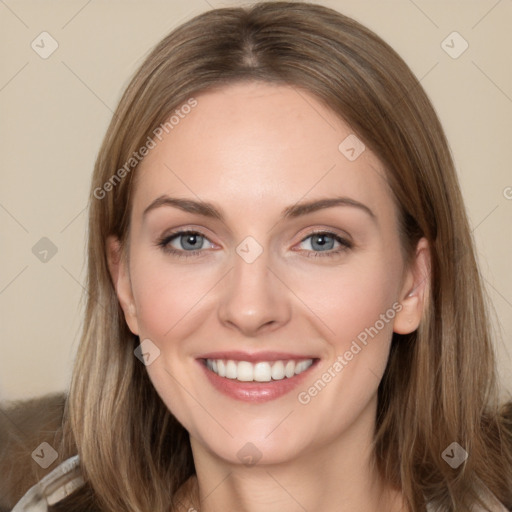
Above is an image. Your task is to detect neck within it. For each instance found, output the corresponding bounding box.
[176,396,407,512]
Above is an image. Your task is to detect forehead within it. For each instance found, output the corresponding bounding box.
[132,81,394,224]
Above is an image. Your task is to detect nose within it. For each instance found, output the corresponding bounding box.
[217,246,292,337]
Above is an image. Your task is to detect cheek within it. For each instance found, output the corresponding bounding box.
[292,261,400,430]
[294,254,401,347]
[130,252,217,340]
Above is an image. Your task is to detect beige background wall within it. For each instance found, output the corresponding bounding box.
[1,0,511,403]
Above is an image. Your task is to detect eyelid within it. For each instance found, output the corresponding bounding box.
[296,226,353,245]
[156,225,218,244]
[294,230,353,257]
[155,226,353,260]
[155,226,351,246]
[156,228,216,253]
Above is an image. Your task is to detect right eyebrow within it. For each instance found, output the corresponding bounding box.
[142,194,377,224]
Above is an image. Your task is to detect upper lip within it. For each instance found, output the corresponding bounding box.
[197,351,318,363]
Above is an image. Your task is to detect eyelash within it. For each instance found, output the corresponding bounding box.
[155,229,353,259]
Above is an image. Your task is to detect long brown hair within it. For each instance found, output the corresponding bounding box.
[52,2,512,511]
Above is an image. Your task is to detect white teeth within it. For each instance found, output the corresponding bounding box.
[253,362,272,382]
[285,360,295,378]
[295,360,310,374]
[205,358,314,382]
[237,361,254,381]
[225,360,237,379]
[271,361,285,380]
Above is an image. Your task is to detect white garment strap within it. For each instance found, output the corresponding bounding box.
[11,455,83,512]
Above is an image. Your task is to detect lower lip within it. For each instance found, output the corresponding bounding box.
[197,359,319,403]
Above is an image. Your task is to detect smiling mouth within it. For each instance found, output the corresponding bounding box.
[200,358,319,383]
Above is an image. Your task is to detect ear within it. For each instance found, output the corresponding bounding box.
[106,235,140,335]
[393,237,430,335]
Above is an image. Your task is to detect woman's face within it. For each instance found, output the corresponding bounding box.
[109,81,427,467]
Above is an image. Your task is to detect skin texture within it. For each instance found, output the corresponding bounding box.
[107,81,430,512]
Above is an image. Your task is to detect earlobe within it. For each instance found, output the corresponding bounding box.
[393,237,430,335]
[106,235,140,335]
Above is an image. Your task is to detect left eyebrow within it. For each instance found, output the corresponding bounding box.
[143,196,224,221]
[142,195,377,223]
[282,197,376,222]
